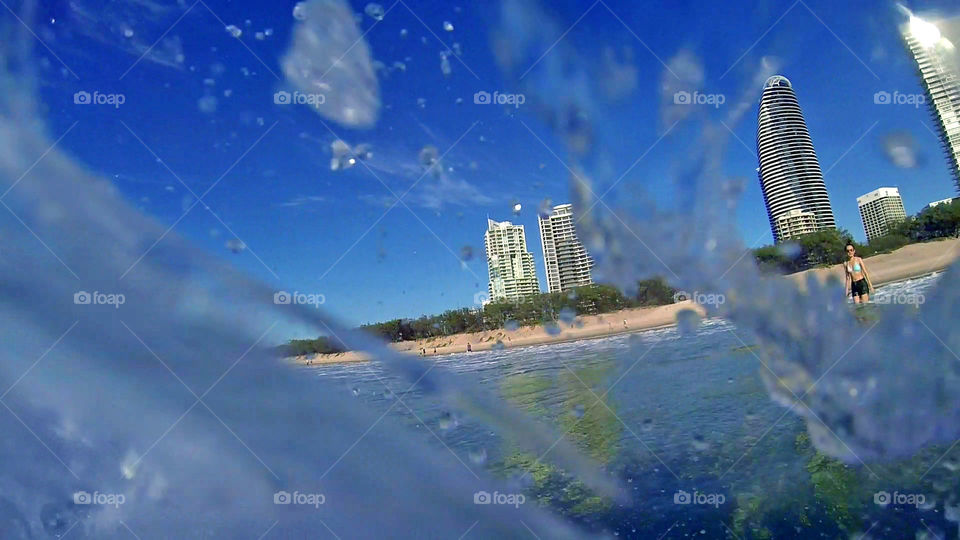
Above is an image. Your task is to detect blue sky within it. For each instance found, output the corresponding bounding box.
[29,0,960,325]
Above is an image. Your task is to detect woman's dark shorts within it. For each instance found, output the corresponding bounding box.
[851,278,869,298]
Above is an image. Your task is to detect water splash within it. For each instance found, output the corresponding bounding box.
[280,0,381,128]
[493,0,960,465]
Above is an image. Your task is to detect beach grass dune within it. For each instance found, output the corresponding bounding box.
[293,238,959,366]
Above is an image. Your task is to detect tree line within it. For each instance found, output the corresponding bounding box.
[753,199,959,274]
[281,200,958,356]
[279,280,676,355]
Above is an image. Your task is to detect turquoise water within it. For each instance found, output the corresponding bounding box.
[315,273,958,537]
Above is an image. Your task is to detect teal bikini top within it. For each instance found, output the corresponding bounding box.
[847,261,861,273]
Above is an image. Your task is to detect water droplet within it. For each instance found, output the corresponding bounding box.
[293,2,308,20]
[264,28,274,36]
[351,387,359,396]
[443,21,454,32]
[727,377,734,384]
[392,61,406,72]
[400,28,408,38]
[692,434,710,451]
[492,340,505,350]
[225,238,246,254]
[255,31,266,40]
[559,307,576,324]
[417,97,426,108]
[512,203,522,214]
[572,404,586,418]
[438,411,456,430]
[225,25,242,38]
[460,245,474,261]
[538,198,553,218]
[418,145,439,168]
[469,447,487,464]
[676,309,701,336]
[440,52,452,76]
[505,320,519,331]
[40,502,75,536]
[544,322,562,336]
[364,2,385,21]
[882,131,920,168]
[642,418,654,431]
[123,27,134,38]
[197,95,218,114]
[452,42,463,56]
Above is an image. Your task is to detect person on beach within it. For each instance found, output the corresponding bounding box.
[843,243,873,303]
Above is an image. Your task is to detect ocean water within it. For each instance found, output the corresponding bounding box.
[314,273,958,538]
[2,0,960,538]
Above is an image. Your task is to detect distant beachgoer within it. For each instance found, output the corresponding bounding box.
[467,343,472,352]
[843,243,873,303]
[623,319,627,328]
[433,348,437,354]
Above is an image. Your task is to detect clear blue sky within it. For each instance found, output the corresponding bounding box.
[34,0,960,326]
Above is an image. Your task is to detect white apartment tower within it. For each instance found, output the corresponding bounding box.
[757,75,837,243]
[538,204,593,293]
[901,12,960,194]
[857,187,907,241]
[484,218,540,302]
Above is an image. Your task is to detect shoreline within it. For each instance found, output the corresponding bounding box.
[293,238,959,367]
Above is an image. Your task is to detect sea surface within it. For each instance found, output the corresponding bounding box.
[313,272,957,538]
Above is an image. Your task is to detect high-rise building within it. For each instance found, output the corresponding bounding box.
[857,187,907,241]
[484,218,540,302]
[900,12,960,194]
[757,75,837,243]
[927,197,957,209]
[538,204,593,293]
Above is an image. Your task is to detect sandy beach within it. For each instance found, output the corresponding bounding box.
[293,238,959,366]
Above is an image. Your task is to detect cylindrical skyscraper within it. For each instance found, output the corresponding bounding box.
[900,12,960,195]
[757,75,836,243]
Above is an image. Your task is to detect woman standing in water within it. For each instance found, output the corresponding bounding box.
[843,243,873,303]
